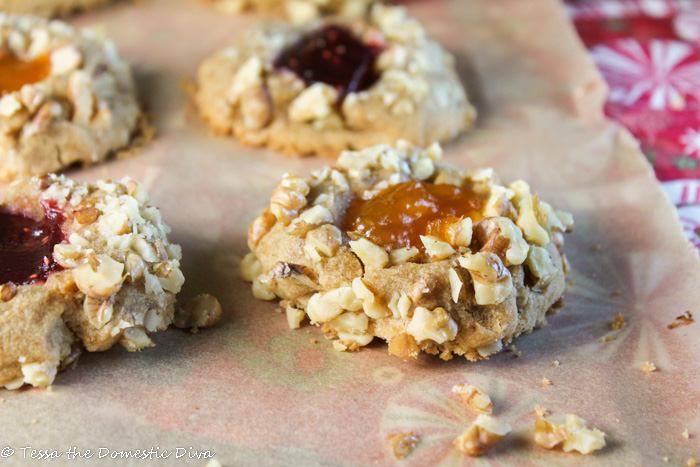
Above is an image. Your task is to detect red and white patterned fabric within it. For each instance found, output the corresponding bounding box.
[565,0,700,250]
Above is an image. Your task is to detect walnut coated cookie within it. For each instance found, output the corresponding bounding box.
[196,5,475,157]
[206,0,372,23]
[0,14,147,181]
[0,174,185,389]
[241,141,573,361]
[0,0,113,17]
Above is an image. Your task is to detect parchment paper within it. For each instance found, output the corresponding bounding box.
[1,0,699,465]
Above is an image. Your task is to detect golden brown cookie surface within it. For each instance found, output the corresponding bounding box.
[0,14,146,181]
[241,142,573,361]
[0,175,184,389]
[196,5,475,157]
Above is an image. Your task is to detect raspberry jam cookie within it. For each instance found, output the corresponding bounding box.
[207,0,372,23]
[0,14,146,181]
[196,5,475,157]
[0,0,112,17]
[241,141,573,361]
[0,174,184,389]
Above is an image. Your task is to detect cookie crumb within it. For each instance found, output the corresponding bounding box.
[1,398,5,403]
[663,457,669,463]
[386,432,420,460]
[682,429,690,439]
[610,313,626,330]
[612,289,622,296]
[668,311,694,329]
[688,458,697,467]
[599,335,614,342]
[552,360,560,366]
[535,405,549,418]
[593,244,602,251]
[333,341,348,352]
[641,361,657,373]
[204,459,223,467]
[514,351,522,358]
[30,419,38,424]
[309,338,317,344]
[540,377,551,387]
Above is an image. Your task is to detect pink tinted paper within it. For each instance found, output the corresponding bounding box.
[1,0,699,465]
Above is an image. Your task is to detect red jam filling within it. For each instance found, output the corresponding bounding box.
[0,200,65,285]
[343,181,486,252]
[273,25,382,99]
[0,50,51,96]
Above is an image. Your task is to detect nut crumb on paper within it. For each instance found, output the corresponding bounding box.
[688,459,698,467]
[386,432,420,460]
[535,405,549,418]
[534,413,606,454]
[309,338,317,344]
[452,384,492,414]
[610,312,626,330]
[600,335,614,342]
[682,429,690,439]
[663,457,669,463]
[641,361,657,373]
[552,360,559,366]
[612,289,622,296]
[454,414,511,457]
[668,311,694,329]
[540,377,551,387]
[30,419,38,424]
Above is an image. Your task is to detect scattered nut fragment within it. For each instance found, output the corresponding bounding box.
[668,311,694,329]
[535,405,549,418]
[599,335,614,343]
[540,378,551,387]
[453,414,512,456]
[173,294,223,330]
[534,413,606,454]
[610,312,626,330]
[452,384,492,414]
[552,360,560,367]
[387,432,420,460]
[682,429,690,440]
[641,361,657,373]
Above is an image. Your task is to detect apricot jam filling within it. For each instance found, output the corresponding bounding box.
[343,181,486,252]
[0,200,65,285]
[274,25,382,99]
[0,50,51,96]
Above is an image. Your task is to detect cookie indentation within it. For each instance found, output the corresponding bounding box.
[274,25,382,99]
[0,201,65,285]
[0,51,51,95]
[344,181,485,253]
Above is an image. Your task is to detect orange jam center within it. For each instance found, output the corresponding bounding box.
[343,181,486,251]
[0,51,51,96]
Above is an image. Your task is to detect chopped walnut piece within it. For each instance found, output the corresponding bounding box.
[668,311,694,329]
[387,432,420,460]
[534,414,606,454]
[452,384,492,414]
[0,282,18,302]
[610,312,626,330]
[388,333,420,360]
[453,414,512,457]
[540,378,551,387]
[641,361,657,373]
[173,294,223,330]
